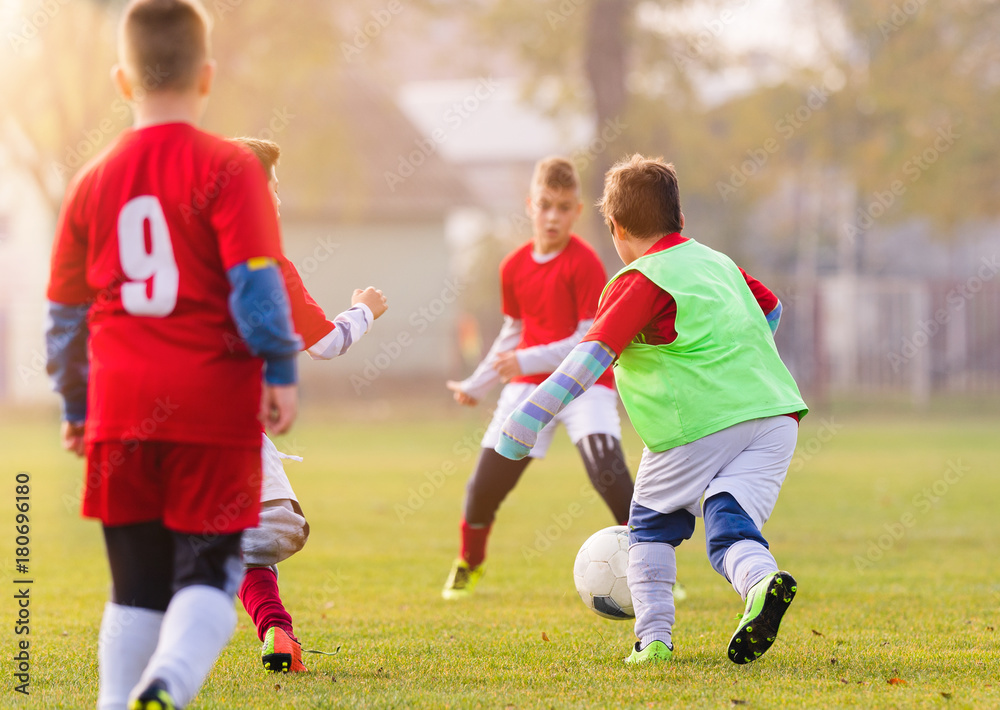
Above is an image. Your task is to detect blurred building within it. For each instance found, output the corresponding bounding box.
[0,131,53,406]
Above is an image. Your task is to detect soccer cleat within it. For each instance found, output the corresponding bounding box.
[624,640,673,664]
[727,570,797,664]
[129,679,176,710]
[262,626,308,673]
[441,558,485,600]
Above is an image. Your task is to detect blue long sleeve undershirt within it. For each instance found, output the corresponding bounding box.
[226,261,302,385]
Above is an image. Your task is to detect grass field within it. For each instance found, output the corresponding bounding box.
[2,405,999,709]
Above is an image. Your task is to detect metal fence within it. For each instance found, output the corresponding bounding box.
[774,275,1000,403]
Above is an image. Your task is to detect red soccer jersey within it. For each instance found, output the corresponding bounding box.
[47,123,285,447]
[279,256,334,350]
[500,234,614,387]
[585,233,780,356]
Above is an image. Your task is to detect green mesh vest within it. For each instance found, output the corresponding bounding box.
[603,239,807,452]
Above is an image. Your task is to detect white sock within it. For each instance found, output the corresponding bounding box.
[97,603,164,710]
[131,585,237,708]
[627,542,677,649]
[723,539,778,599]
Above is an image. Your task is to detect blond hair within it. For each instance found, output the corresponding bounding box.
[531,156,580,193]
[597,154,683,238]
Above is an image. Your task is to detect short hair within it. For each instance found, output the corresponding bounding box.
[531,156,579,193]
[231,137,280,174]
[597,154,683,238]
[118,0,212,92]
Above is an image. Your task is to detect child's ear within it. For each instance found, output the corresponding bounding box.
[680,212,685,230]
[197,59,216,97]
[111,64,133,101]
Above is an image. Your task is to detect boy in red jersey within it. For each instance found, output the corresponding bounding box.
[441,157,635,599]
[230,137,388,674]
[495,155,806,666]
[45,2,300,708]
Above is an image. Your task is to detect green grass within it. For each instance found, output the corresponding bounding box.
[2,406,999,709]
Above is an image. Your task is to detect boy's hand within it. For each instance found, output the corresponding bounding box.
[493,351,522,382]
[352,287,388,320]
[60,420,86,457]
[446,380,478,406]
[261,383,298,435]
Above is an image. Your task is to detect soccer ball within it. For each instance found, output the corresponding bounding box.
[573,525,633,620]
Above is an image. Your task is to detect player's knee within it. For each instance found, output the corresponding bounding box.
[174,531,243,596]
[627,502,695,547]
[703,493,767,576]
[240,505,308,566]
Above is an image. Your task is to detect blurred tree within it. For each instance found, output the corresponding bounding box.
[0,0,414,219]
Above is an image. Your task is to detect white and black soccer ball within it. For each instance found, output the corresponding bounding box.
[573,525,633,620]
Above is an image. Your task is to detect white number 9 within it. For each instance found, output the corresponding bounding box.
[118,196,179,317]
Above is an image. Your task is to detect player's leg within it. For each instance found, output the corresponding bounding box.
[132,530,244,708]
[240,499,309,672]
[558,385,632,524]
[241,436,310,671]
[443,448,532,598]
[576,434,632,524]
[444,383,555,599]
[701,416,798,664]
[98,521,173,710]
[624,500,696,663]
[130,442,260,708]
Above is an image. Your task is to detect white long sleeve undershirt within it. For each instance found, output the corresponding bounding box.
[306,303,374,361]
[455,316,523,401]
[515,318,594,375]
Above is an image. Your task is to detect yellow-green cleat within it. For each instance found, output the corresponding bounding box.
[441,558,485,600]
[727,570,797,664]
[129,679,176,710]
[624,640,673,664]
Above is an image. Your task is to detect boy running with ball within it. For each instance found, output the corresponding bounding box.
[442,156,634,599]
[496,154,807,664]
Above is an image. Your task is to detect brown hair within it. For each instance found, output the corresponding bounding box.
[531,156,580,193]
[118,0,211,92]
[597,154,683,238]
[232,137,280,174]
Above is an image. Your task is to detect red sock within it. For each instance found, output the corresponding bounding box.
[460,519,492,569]
[238,567,296,642]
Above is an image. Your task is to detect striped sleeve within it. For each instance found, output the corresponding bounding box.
[495,341,616,460]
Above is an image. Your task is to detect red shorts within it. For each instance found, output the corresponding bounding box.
[83,440,262,534]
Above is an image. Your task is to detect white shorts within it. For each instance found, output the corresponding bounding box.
[244,435,309,567]
[260,433,300,504]
[632,416,798,529]
[481,383,622,458]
